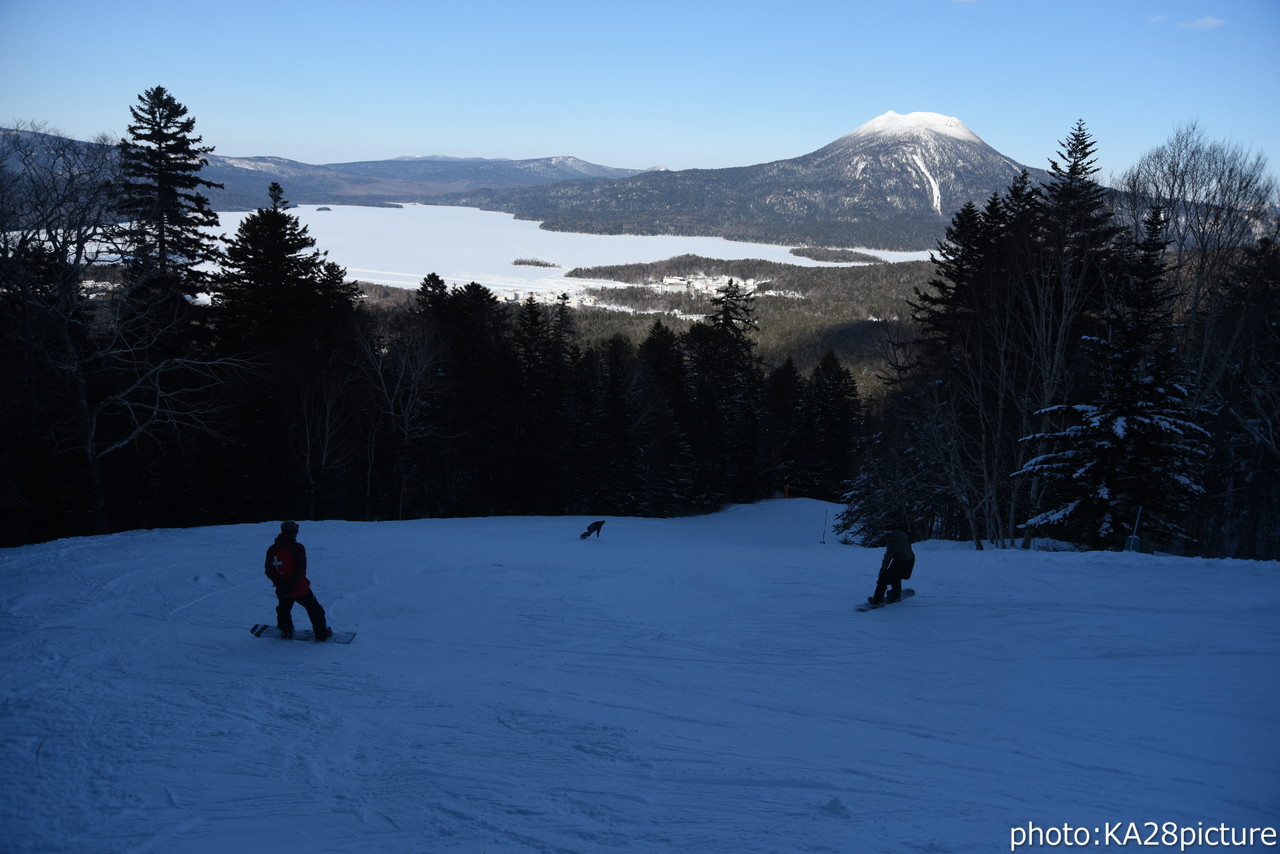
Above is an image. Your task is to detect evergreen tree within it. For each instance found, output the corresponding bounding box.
[109,89,233,522]
[704,279,761,374]
[901,179,1042,545]
[850,123,1133,548]
[1017,210,1208,549]
[510,295,577,512]
[912,199,988,356]
[437,282,519,514]
[684,280,767,505]
[1012,122,1128,545]
[116,86,224,301]
[413,272,449,318]
[763,358,806,495]
[1022,120,1125,397]
[213,183,359,356]
[574,334,651,514]
[636,319,696,513]
[210,183,363,517]
[637,319,688,423]
[1040,121,1124,259]
[798,352,864,501]
[834,421,942,547]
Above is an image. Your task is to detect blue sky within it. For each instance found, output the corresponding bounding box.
[2,0,1277,181]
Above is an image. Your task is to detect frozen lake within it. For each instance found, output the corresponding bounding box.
[213,204,930,298]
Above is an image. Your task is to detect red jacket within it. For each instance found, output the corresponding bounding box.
[265,534,311,597]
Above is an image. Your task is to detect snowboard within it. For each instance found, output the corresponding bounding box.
[250,624,356,644]
[856,588,916,612]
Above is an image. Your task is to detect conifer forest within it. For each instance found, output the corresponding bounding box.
[2,89,1277,559]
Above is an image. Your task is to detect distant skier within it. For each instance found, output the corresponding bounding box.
[580,520,605,539]
[265,521,333,641]
[868,528,915,606]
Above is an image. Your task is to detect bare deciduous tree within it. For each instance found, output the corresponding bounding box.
[1113,121,1279,407]
[354,306,447,519]
[1,123,246,535]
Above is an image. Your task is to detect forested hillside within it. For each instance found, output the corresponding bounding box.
[565,254,930,377]
[436,111,1053,252]
[840,123,1279,559]
[3,92,1276,558]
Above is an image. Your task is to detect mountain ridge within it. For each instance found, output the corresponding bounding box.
[5,112,1048,249]
[198,150,644,211]
[435,111,1049,250]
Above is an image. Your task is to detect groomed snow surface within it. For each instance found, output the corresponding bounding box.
[2,499,1276,853]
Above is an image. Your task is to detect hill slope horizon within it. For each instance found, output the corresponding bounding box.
[6,111,1048,250]
[436,111,1051,250]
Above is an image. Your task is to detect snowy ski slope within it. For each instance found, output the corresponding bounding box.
[2,500,1276,853]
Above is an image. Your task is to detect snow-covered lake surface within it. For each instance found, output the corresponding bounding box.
[2,499,1276,853]
[212,204,931,297]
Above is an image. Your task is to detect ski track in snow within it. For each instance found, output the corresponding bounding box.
[1,500,1277,853]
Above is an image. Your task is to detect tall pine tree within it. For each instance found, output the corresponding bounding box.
[684,281,767,505]
[636,319,696,514]
[117,86,224,302]
[213,182,358,357]
[210,182,362,518]
[1017,209,1208,550]
[798,352,864,501]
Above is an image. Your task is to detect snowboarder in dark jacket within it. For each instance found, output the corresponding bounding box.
[580,520,605,539]
[265,521,332,641]
[869,529,915,605]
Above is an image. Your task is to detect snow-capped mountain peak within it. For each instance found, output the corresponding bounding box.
[784,110,1034,222]
[846,110,986,145]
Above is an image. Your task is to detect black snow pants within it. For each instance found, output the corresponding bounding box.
[873,559,915,603]
[276,591,327,634]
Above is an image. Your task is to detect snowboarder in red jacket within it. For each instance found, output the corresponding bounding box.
[265,521,332,641]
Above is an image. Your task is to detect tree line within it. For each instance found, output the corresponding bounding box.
[0,87,864,545]
[3,90,1276,559]
[838,121,1279,559]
